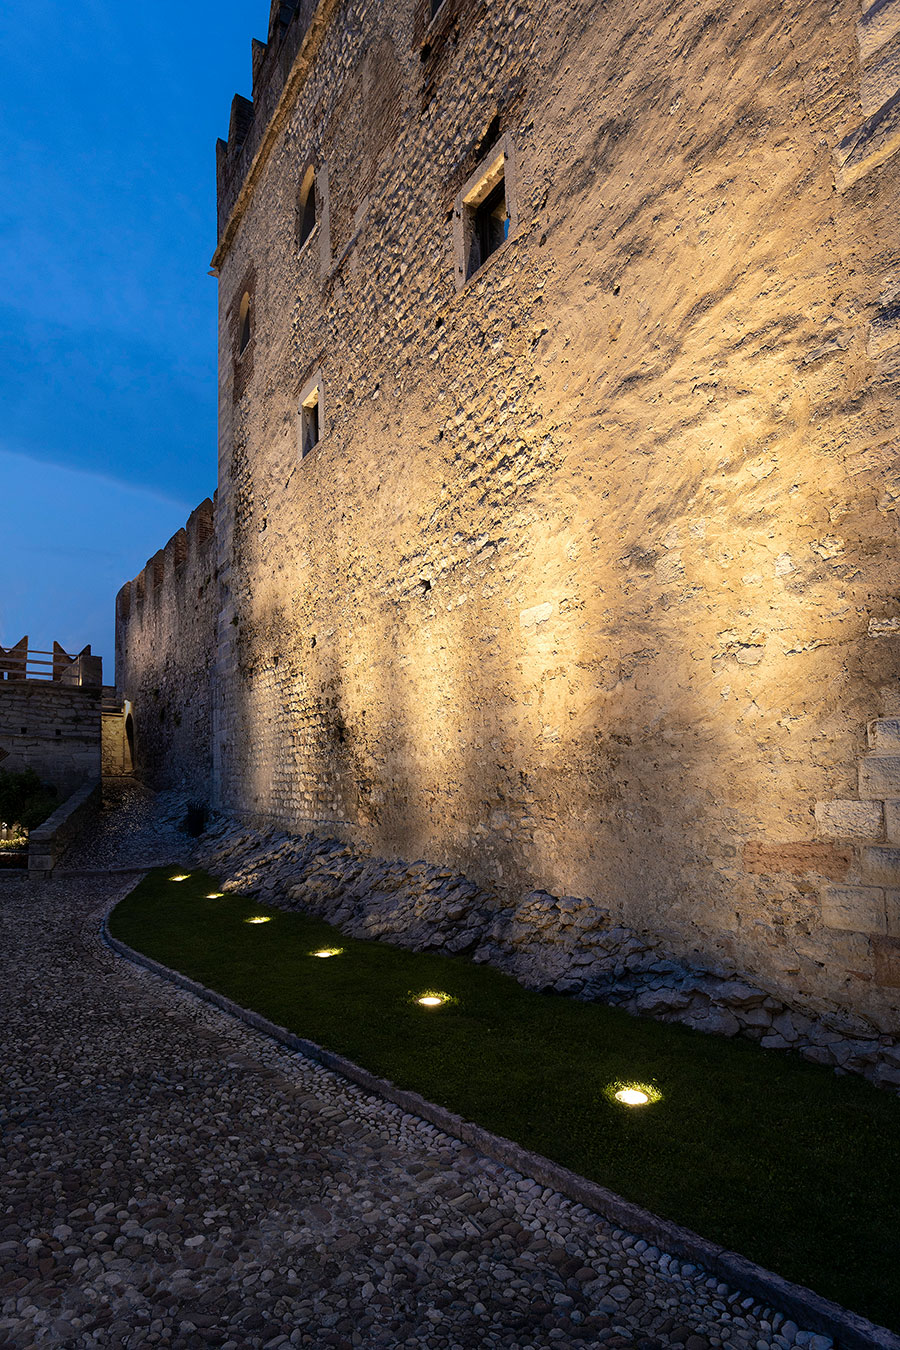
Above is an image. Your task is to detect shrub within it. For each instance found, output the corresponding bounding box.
[0,768,59,832]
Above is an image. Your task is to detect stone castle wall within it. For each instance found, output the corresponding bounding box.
[115,499,217,798]
[119,0,900,1040]
[0,682,101,797]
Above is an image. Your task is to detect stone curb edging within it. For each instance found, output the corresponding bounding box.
[29,781,102,877]
[101,916,900,1350]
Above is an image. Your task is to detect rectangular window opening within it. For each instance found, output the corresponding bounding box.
[469,176,508,279]
[300,388,321,458]
[454,141,514,290]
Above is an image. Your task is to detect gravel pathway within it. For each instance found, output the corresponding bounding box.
[0,797,834,1349]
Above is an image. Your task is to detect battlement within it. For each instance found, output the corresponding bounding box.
[215,0,327,240]
[116,496,215,629]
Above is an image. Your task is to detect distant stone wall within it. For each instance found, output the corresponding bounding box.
[115,499,217,799]
[0,682,101,797]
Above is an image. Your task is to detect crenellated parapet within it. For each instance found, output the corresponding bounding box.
[114,495,217,795]
[215,0,327,240]
[116,497,215,633]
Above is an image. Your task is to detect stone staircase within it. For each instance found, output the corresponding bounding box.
[816,718,900,942]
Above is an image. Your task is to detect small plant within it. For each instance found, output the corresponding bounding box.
[183,802,209,837]
[0,769,58,832]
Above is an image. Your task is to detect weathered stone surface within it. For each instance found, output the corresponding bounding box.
[884,800,900,844]
[742,842,852,880]
[117,0,900,1041]
[114,500,215,798]
[815,800,883,841]
[887,891,900,939]
[821,886,886,935]
[868,718,900,753]
[860,757,900,801]
[0,681,101,797]
[861,846,900,886]
[874,938,900,988]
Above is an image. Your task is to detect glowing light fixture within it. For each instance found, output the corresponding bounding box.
[169,874,190,882]
[245,916,272,925]
[615,1087,650,1106]
[311,948,343,958]
[206,892,225,899]
[417,995,445,1008]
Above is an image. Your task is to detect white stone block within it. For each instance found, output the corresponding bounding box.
[861,845,900,884]
[821,885,886,934]
[859,754,900,798]
[814,799,883,840]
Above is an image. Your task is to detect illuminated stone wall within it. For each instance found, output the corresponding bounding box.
[116,499,216,797]
[125,0,900,1033]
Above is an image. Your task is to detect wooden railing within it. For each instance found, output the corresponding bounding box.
[0,639,102,687]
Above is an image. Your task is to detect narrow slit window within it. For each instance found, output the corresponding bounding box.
[238,291,252,354]
[297,167,317,249]
[300,382,322,457]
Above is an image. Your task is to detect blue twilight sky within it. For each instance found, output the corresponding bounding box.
[0,1,262,673]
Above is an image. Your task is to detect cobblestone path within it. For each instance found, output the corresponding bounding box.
[1,858,829,1348]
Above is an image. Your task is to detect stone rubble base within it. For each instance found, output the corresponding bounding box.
[193,819,900,1096]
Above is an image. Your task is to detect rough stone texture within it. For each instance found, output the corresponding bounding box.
[0,681,101,796]
[28,781,102,876]
[0,860,837,1349]
[116,500,216,798]
[117,0,900,1038]
[821,885,888,935]
[868,718,900,752]
[860,755,900,800]
[814,800,884,841]
[102,687,132,777]
[196,818,900,1093]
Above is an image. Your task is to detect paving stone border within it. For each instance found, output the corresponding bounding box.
[101,905,900,1350]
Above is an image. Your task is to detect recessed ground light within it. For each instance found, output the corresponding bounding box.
[311,948,342,958]
[169,874,191,882]
[206,892,224,899]
[417,995,445,1008]
[607,1081,661,1107]
[245,916,272,925]
[615,1087,650,1106]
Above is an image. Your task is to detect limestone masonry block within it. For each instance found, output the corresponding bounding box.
[860,846,900,886]
[873,938,900,989]
[867,718,900,752]
[859,756,900,800]
[887,892,900,939]
[884,801,900,843]
[821,886,887,935]
[814,800,883,841]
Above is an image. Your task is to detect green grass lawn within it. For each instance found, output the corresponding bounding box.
[110,867,900,1332]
